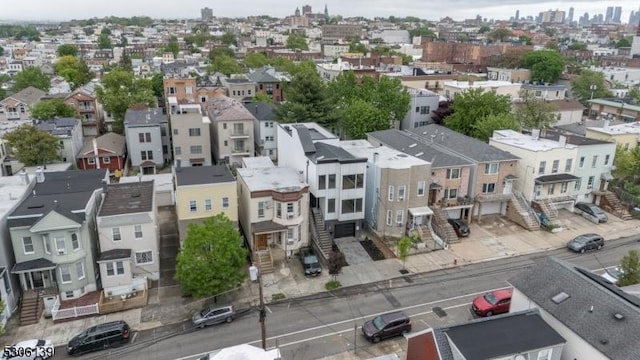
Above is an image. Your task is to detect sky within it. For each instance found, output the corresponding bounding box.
[1,0,639,23]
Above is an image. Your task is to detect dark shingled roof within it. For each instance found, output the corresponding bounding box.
[36,118,78,137]
[310,142,366,164]
[175,165,235,186]
[509,257,640,360]
[536,128,612,146]
[244,102,277,121]
[124,108,167,126]
[99,181,154,217]
[12,258,56,273]
[293,124,317,155]
[440,311,565,360]
[98,249,132,262]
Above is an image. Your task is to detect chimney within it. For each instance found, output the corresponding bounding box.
[532,129,540,140]
[559,135,567,146]
[35,167,45,183]
[175,158,182,172]
[92,138,101,169]
[373,152,379,164]
[20,168,29,185]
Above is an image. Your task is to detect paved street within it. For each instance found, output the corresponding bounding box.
[50,234,640,360]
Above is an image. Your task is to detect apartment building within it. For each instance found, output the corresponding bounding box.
[35,118,83,164]
[0,87,45,121]
[244,102,278,161]
[64,81,104,137]
[207,95,256,166]
[400,88,440,130]
[170,104,212,167]
[124,108,170,174]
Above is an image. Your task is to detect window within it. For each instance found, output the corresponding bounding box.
[134,225,143,239]
[591,155,598,168]
[327,198,335,213]
[484,163,498,174]
[222,197,229,208]
[22,237,34,254]
[561,182,568,193]
[396,210,404,224]
[168,86,176,94]
[141,151,153,160]
[575,178,582,190]
[258,201,265,218]
[223,123,227,129]
[417,181,425,196]
[201,96,207,103]
[604,154,610,165]
[551,160,559,174]
[388,185,394,201]
[482,183,496,193]
[387,210,393,225]
[138,132,151,143]
[173,129,179,135]
[71,233,80,250]
[189,200,197,212]
[287,202,294,215]
[318,175,326,190]
[87,157,95,165]
[587,176,595,189]
[538,161,546,174]
[444,188,457,199]
[112,228,121,241]
[136,251,153,264]
[65,291,74,299]
[287,227,295,241]
[342,174,364,189]
[419,106,430,114]
[537,348,552,360]
[446,168,460,179]
[106,261,125,276]
[189,128,201,136]
[43,234,51,254]
[276,202,282,218]
[398,186,406,200]
[204,199,212,211]
[341,198,363,214]
[103,157,111,164]
[185,86,193,94]
[224,140,228,147]
[565,158,572,172]
[76,261,85,280]
[60,265,72,283]
[55,237,66,255]
[175,146,181,155]
[547,184,555,195]
[190,145,202,154]
[579,156,585,168]
[328,174,336,189]
[264,122,269,128]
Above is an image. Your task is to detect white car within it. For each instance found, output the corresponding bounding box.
[1,339,54,360]
[601,267,624,284]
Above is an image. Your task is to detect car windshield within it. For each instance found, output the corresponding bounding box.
[591,207,604,214]
[483,292,498,305]
[303,255,318,265]
[199,307,210,317]
[372,316,387,330]
[572,236,590,244]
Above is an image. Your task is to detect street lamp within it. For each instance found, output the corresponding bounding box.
[590,84,597,100]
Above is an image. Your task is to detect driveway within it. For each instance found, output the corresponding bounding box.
[333,237,374,265]
[157,206,179,287]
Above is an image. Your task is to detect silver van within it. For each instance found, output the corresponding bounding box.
[192,304,235,328]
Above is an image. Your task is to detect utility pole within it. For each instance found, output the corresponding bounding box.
[258,271,267,350]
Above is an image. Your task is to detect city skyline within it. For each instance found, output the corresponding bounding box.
[1,0,639,23]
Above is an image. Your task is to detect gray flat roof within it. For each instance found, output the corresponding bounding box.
[99,181,154,216]
[174,166,235,186]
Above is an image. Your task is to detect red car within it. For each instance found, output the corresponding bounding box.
[471,289,513,317]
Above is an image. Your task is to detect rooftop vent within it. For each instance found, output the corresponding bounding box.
[409,143,417,148]
[131,192,141,198]
[551,291,570,304]
[27,204,45,209]
[614,313,625,321]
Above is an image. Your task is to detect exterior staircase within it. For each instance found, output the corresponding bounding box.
[506,193,540,231]
[255,249,274,275]
[431,209,458,244]
[19,291,42,325]
[310,208,332,258]
[602,191,633,220]
[534,198,559,222]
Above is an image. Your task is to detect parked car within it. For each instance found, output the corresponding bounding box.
[2,339,54,360]
[447,218,470,237]
[300,248,322,276]
[67,320,130,356]
[574,202,608,223]
[362,311,412,343]
[566,233,605,253]
[192,304,235,328]
[601,267,624,284]
[472,289,513,317]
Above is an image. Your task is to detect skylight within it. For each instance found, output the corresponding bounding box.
[551,291,570,304]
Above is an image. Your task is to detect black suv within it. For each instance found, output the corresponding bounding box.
[362,311,412,343]
[300,248,322,276]
[67,320,131,356]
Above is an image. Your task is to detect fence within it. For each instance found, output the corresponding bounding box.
[99,288,148,314]
[51,296,100,321]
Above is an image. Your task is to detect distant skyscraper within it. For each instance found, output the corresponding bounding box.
[605,6,613,23]
[302,5,312,16]
[295,7,300,17]
[567,7,574,25]
[200,7,213,21]
[324,4,329,19]
[515,10,519,21]
[613,6,622,23]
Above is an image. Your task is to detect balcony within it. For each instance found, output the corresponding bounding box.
[231,148,251,155]
[78,106,94,112]
[229,130,250,139]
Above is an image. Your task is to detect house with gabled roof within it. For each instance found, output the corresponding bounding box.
[0,86,45,121]
[207,95,256,166]
[64,81,104,137]
[247,67,286,103]
[77,132,126,174]
[35,117,83,164]
[244,101,278,161]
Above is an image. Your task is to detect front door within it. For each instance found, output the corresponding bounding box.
[503,180,513,195]
[428,189,437,206]
[413,215,422,228]
[32,271,44,288]
[254,234,268,250]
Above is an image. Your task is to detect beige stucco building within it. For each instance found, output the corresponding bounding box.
[208,95,256,166]
[170,104,213,167]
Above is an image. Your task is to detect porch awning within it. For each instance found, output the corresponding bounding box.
[504,174,518,180]
[252,220,287,234]
[11,258,56,273]
[535,174,579,184]
[98,249,132,262]
[408,206,434,216]
[601,172,613,181]
[429,182,442,190]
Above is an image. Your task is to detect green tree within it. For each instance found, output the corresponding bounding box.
[56,44,78,57]
[544,28,557,38]
[522,50,564,83]
[101,27,111,35]
[472,113,521,142]
[340,98,388,139]
[83,27,93,36]
[151,73,164,99]
[489,28,513,42]
[244,52,269,69]
[0,299,5,335]
[616,37,632,48]
[3,125,61,166]
[444,88,512,137]
[174,214,247,299]
[570,69,613,102]
[119,52,133,72]
[613,145,640,183]
[514,90,559,129]
[119,35,128,47]
[31,99,77,120]
[618,250,640,287]
[349,41,367,54]
[208,47,235,62]
[397,236,412,271]
[519,35,533,45]
[629,87,640,102]
[478,25,491,34]
[55,55,93,90]
[0,45,4,56]
[567,41,587,51]
[13,67,50,92]
[164,36,179,57]
[286,34,309,51]
[253,92,273,103]
[220,31,236,46]
[207,54,243,76]
[96,67,156,133]
[98,33,113,49]
[276,63,333,125]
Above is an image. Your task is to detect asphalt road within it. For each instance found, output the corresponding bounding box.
[52,235,640,360]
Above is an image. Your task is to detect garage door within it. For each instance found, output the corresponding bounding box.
[334,223,356,238]
[478,202,502,216]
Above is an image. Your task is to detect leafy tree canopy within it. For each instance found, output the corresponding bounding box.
[174,214,247,299]
[207,54,243,76]
[55,55,94,90]
[276,62,333,126]
[286,33,309,51]
[164,36,180,57]
[349,41,368,54]
[409,27,436,40]
[489,28,513,42]
[567,41,588,51]
[570,69,613,103]
[3,125,61,166]
[56,44,78,57]
[618,250,640,287]
[31,99,77,120]
[444,88,512,138]
[616,37,632,48]
[514,90,559,130]
[472,113,521,142]
[519,35,533,45]
[13,67,50,92]
[98,33,113,49]
[244,52,269,69]
[208,47,235,62]
[613,145,640,183]
[522,50,564,83]
[220,32,237,46]
[478,25,491,34]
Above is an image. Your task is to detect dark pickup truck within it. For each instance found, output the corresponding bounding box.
[300,249,322,276]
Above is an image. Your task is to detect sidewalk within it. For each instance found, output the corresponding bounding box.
[2,212,638,348]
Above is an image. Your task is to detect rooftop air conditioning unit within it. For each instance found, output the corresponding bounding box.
[397,221,403,227]
[287,238,295,245]
[287,212,294,219]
